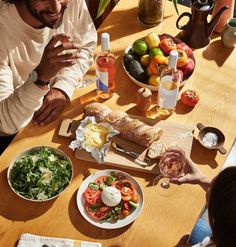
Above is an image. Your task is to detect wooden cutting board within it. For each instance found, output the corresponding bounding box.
[58,116,194,174]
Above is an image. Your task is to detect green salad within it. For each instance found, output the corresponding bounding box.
[9,147,72,200]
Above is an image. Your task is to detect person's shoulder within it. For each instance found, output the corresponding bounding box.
[0,2,13,23]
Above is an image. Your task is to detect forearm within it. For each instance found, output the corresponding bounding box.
[198,174,212,192]
[0,78,49,134]
[53,41,96,99]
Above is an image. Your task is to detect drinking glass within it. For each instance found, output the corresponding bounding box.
[53,20,94,87]
[153,146,186,196]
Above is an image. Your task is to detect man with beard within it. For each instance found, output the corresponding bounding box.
[0,0,97,153]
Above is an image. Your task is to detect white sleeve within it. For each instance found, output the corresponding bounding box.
[191,236,212,247]
[0,64,49,135]
[53,0,97,99]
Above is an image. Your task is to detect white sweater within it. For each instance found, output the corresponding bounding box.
[0,0,97,135]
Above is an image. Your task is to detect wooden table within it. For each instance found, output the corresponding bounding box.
[1,1,236,246]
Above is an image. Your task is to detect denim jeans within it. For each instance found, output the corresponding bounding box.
[188,218,212,245]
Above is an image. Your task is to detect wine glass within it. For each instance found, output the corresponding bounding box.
[53,20,93,87]
[153,146,186,196]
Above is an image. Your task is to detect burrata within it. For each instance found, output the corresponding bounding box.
[101,186,122,207]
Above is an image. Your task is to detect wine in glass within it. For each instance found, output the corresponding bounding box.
[53,20,93,87]
[153,146,186,196]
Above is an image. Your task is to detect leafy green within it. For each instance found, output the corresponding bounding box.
[96,0,111,19]
[88,182,99,191]
[9,147,72,200]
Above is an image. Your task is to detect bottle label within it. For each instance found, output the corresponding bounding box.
[158,75,179,109]
[96,70,109,92]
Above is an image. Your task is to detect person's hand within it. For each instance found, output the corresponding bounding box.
[175,234,191,247]
[33,88,67,125]
[168,147,211,191]
[35,34,80,82]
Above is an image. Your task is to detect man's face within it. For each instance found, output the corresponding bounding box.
[25,0,70,28]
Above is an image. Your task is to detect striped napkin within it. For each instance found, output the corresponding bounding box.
[17,233,102,247]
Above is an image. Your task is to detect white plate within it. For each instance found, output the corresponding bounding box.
[76,169,144,229]
[123,34,196,91]
[7,146,73,202]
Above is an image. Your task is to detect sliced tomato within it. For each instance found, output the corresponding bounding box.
[85,203,109,220]
[121,186,133,196]
[122,195,132,201]
[100,206,109,212]
[112,180,124,190]
[95,176,108,186]
[123,201,131,211]
[83,187,101,205]
[122,210,129,217]
[131,194,140,203]
[113,179,136,194]
[122,179,136,193]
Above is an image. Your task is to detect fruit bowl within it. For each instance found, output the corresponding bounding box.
[122,33,196,91]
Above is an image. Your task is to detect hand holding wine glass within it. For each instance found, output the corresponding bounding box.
[159,146,186,188]
[169,151,211,192]
[153,146,186,196]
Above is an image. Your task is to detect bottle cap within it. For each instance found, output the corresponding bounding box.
[169,50,178,69]
[101,32,110,51]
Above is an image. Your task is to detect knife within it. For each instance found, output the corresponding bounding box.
[112,142,150,166]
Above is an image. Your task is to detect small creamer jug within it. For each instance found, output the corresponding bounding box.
[221,18,236,48]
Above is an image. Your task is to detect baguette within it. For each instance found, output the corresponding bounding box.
[84,103,163,147]
[84,102,112,122]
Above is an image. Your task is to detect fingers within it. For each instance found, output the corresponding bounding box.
[170,174,191,185]
[34,105,55,125]
[33,89,66,125]
[47,42,81,58]
[47,33,70,49]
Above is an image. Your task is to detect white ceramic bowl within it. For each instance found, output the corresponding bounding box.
[76,169,144,229]
[123,33,196,91]
[7,146,73,202]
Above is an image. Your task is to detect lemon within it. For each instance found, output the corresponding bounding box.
[140,54,150,66]
[148,75,160,87]
[145,32,160,49]
[132,40,148,56]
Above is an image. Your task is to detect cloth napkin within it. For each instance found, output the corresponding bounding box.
[17,233,102,247]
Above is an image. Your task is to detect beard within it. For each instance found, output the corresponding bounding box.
[25,0,67,29]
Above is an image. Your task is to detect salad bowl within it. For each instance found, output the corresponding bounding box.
[7,146,73,202]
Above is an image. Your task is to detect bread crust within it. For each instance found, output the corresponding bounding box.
[84,103,163,147]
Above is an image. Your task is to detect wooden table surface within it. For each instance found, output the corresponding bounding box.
[1,1,236,246]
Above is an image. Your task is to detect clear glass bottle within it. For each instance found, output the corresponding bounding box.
[137,0,165,26]
[96,32,115,99]
[157,50,180,115]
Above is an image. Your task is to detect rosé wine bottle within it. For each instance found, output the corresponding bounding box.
[96,33,116,99]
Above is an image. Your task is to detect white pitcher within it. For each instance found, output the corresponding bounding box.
[221,18,236,48]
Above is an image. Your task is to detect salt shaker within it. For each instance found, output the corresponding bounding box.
[136,87,152,112]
